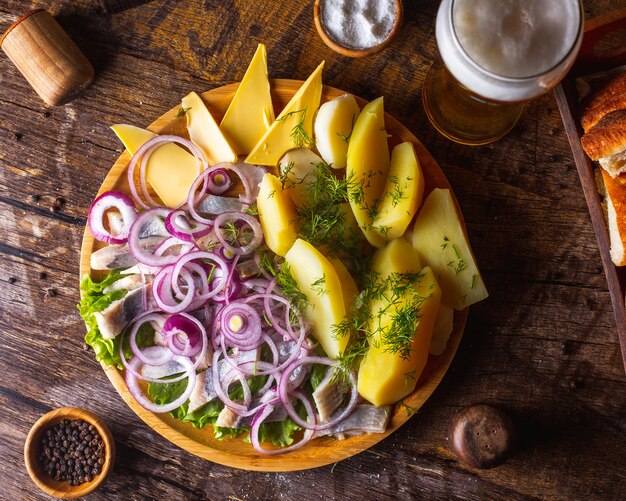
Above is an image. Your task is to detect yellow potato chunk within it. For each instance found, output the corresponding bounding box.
[371,142,424,245]
[346,97,390,246]
[357,239,441,406]
[314,94,360,169]
[278,148,323,207]
[284,239,349,358]
[411,188,488,310]
[256,173,297,257]
[328,256,359,313]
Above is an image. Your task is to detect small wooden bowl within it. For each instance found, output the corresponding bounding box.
[24,407,115,499]
[313,0,403,57]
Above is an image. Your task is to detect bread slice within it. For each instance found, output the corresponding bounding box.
[580,72,626,132]
[599,169,626,266]
[581,110,626,177]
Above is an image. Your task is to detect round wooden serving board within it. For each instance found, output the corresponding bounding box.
[79,80,469,471]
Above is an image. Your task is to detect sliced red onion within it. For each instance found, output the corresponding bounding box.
[128,208,183,267]
[250,393,316,455]
[163,313,204,357]
[213,212,263,256]
[219,301,263,349]
[129,313,173,366]
[207,168,233,195]
[187,163,254,224]
[126,353,196,414]
[127,134,207,209]
[165,210,212,242]
[88,191,138,244]
[211,351,251,412]
[278,357,358,431]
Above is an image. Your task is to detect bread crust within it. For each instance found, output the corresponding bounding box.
[581,110,626,160]
[580,71,626,132]
[600,169,626,266]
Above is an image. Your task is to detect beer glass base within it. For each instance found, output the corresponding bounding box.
[422,62,524,146]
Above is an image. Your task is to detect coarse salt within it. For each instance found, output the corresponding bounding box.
[320,0,397,50]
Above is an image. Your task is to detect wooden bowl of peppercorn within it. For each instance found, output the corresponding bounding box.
[24,407,115,499]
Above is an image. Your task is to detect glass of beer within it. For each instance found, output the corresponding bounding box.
[423,0,584,145]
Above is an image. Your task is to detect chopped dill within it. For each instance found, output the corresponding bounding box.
[176,107,191,118]
[404,370,417,387]
[400,401,419,416]
[441,236,450,250]
[293,161,367,276]
[390,182,406,208]
[243,203,259,217]
[277,108,314,147]
[336,113,357,144]
[310,274,328,296]
[332,271,429,383]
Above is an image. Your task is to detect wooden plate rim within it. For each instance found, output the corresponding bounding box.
[79,79,469,471]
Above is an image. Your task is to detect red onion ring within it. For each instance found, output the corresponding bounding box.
[88,191,138,244]
[163,313,204,357]
[207,168,233,195]
[127,134,207,209]
[165,210,212,242]
[249,392,316,455]
[278,357,358,431]
[213,212,263,256]
[125,351,196,414]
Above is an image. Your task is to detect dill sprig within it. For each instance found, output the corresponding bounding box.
[311,274,328,296]
[336,113,357,144]
[258,250,309,315]
[176,107,191,118]
[277,108,314,147]
[293,161,367,275]
[332,271,430,383]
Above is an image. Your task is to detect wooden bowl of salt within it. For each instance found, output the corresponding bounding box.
[314,0,403,57]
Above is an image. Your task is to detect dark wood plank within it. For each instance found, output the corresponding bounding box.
[1,0,625,499]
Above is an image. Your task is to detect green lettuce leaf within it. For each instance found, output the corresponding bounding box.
[78,272,127,369]
[78,272,153,369]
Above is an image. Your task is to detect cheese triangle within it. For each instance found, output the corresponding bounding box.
[245,61,325,166]
[220,44,275,155]
[111,124,200,208]
[182,91,237,166]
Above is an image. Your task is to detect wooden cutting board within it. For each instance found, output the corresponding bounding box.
[79,80,469,471]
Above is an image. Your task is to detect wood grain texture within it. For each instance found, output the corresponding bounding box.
[0,0,625,499]
[78,80,468,471]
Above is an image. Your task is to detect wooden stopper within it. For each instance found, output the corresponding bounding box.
[448,404,516,469]
[1,10,94,106]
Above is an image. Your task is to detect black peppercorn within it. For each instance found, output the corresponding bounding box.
[37,419,105,486]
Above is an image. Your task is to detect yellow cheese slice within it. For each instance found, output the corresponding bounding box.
[182,91,237,166]
[245,61,325,166]
[220,44,275,155]
[111,124,200,208]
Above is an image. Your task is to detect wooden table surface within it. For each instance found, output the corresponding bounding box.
[1,0,625,499]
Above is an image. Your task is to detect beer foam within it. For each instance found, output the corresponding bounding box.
[453,0,580,78]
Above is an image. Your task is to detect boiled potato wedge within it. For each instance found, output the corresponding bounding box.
[412,188,488,310]
[358,239,441,406]
[314,94,360,169]
[371,142,424,245]
[284,239,349,358]
[256,173,297,257]
[346,97,390,247]
[278,148,323,207]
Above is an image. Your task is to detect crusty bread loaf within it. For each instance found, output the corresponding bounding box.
[581,110,626,177]
[580,72,626,132]
[599,169,626,266]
